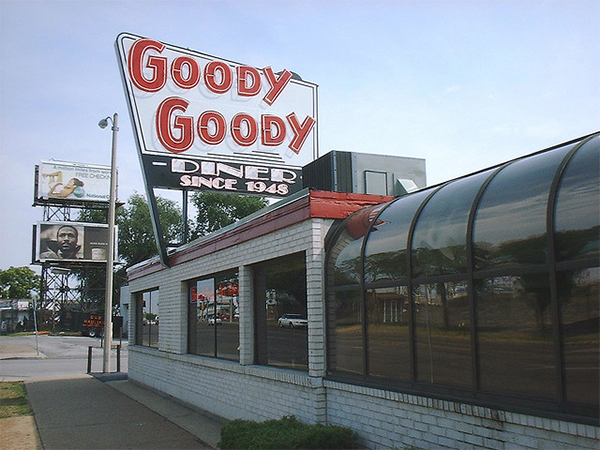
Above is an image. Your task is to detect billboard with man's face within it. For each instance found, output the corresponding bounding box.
[35,221,114,264]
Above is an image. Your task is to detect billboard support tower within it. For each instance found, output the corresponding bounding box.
[40,266,76,332]
[43,205,71,222]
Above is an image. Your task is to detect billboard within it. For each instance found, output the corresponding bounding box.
[35,221,114,264]
[35,160,112,205]
[115,32,318,198]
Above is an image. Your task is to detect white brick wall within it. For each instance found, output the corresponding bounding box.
[324,380,600,449]
[127,216,600,450]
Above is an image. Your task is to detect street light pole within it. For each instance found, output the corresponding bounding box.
[99,113,118,373]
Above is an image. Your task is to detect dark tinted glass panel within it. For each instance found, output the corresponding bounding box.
[555,137,600,262]
[558,267,599,406]
[412,172,492,278]
[139,290,159,348]
[414,282,471,387]
[366,286,411,380]
[474,145,574,270]
[476,275,556,399]
[189,278,216,357]
[327,289,364,375]
[215,274,240,361]
[258,255,307,370]
[364,190,432,283]
[328,204,389,286]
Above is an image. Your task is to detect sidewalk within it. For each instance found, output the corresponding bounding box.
[0,336,225,449]
[0,336,47,360]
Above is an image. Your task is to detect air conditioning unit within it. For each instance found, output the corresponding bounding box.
[302,150,426,196]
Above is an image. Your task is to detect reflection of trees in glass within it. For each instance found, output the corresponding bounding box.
[412,244,467,277]
[555,226,600,262]
[334,256,362,286]
[475,234,547,270]
[364,250,406,283]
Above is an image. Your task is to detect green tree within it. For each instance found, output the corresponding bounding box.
[0,267,40,299]
[117,193,183,266]
[75,193,183,313]
[77,192,183,266]
[190,192,267,238]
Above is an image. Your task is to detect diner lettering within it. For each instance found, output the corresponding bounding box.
[173,158,298,195]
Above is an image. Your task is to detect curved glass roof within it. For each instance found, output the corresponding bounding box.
[325,132,599,421]
[329,132,599,286]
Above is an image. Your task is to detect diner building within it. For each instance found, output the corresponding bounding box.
[126,132,599,449]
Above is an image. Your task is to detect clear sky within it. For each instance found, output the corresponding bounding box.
[1,0,598,271]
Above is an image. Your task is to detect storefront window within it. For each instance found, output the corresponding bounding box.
[137,289,159,348]
[255,254,307,370]
[412,172,491,278]
[327,289,364,375]
[188,271,239,361]
[329,204,388,287]
[473,144,574,271]
[326,133,599,421]
[554,136,600,262]
[414,282,471,387]
[558,267,599,406]
[476,275,556,400]
[364,190,431,284]
[366,286,410,380]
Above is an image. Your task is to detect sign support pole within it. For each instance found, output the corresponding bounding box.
[100,113,118,373]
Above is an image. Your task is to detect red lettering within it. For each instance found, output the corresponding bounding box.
[231,114,258,146]
[156,97,194,153]
[171,56,200,89]
[204,61,233,94]
[262,67,293,106]
[128,39,167,93]
[287,113,316,154]
[237,66,262,97]
[198,111,227,145]
[261,115,286,146]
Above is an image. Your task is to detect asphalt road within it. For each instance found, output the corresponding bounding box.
[0,334,128,381]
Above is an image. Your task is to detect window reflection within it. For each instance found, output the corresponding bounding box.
[364,190,431,283]
[476,275,556,399]
[366,287,410,380]
[216,274,240,360]
[558,268,599,405]
[188,272,239,361]
[329,203,389,286]
[325,133,599,419]
[412,172,492,278]
[414,282,471,387]
[255,254,307,370]
[474,145,574,270]
[327,290,364,375]
[138,289,159,348]
[555,137,600,262]
[190,278,216,356]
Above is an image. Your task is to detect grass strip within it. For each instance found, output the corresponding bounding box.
[0,382,32,419]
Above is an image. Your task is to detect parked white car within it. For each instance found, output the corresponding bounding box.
[277,314,308,328]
